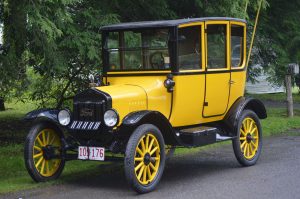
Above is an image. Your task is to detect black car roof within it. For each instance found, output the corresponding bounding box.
[101,17,246,31]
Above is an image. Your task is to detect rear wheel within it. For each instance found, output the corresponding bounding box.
[232,110,262,166]
[124,124,165,193]
[24,122,65,182]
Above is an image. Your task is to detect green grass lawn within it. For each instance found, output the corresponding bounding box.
[247,92,300,102]
[1,99,300,194]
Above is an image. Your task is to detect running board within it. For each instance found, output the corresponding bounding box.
[176,126,233,147]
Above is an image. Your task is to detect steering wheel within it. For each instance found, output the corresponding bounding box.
[149,52,165,69]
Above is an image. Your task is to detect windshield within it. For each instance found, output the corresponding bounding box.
[105,29,170,71]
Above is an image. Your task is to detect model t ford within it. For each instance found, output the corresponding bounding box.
[24,17,267,193]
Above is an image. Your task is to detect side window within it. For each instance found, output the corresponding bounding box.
[231,25,244,68]
[178,26,201,70]
[207,24,227,69]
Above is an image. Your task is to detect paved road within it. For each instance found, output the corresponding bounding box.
[3,134,300,199]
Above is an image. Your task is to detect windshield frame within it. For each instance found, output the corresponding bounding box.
[102,27,177,74]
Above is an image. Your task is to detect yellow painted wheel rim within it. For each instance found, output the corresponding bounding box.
[240,117,259,160]
[134,133,161,185]
[33,129,62,177]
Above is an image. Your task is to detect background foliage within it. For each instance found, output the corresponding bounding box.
[0,0,299,109]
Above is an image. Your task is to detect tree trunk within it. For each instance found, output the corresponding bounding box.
[0,98,5,111]
[285,75,294,117]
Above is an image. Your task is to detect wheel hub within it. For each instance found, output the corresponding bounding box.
[42,145,55,160]
[143,153,151,165]
[246,133,252,143]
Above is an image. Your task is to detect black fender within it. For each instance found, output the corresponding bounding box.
[119,110,178,145]
[224,97,267,135]
[24,108,61,126]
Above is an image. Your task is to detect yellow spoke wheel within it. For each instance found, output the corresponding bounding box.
[239,118,259,160]
[232,110,262,167]
[124,124,166,194]
[33,129,62,177]
[25,123,65,182]
[134,134,160,185]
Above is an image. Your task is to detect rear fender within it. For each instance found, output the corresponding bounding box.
[224,97,267,135]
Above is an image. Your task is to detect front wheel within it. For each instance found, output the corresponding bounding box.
[124,124,166,193]
[232,110,262,166]
[24,122,65,182]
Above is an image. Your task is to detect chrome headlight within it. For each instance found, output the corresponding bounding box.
[104,109,119,127]
[58,109,71,126]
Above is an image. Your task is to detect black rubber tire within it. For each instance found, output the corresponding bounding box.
[124,124,166,194]
[24,122,65,182]
[232,110,263,166]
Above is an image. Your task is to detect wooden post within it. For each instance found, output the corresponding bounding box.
[285,74,294,117]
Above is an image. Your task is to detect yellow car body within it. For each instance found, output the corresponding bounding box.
[25,17,267,193]
[97,19,248,128]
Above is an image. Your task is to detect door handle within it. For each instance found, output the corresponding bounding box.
[229,80,235,84]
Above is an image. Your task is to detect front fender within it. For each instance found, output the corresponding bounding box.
[224,97,267,135]
[120,110,178,145]
[24,108,60,124]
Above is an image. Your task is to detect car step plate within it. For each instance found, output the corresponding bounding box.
[78,146,105,161]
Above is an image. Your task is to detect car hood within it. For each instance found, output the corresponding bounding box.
[95,84,147,123]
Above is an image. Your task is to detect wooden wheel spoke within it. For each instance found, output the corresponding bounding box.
[136,147,143,156]
[147,165,152,181]
[150,147,158,155]
[34,146,42,152]
[242,121,247,132]
[250,127,257,135]
[143,165,147,182]
[46,131,50,145]
[248,143,253,155]
[42,131,46,146]
[250,141,257,150]
[149,162,157,171]
[36,136,44,147]
[148,139,155,152]
[49,135,56,145]
[145,135,150,151]
[140,136,146,152]
[135,162,144,172]
[240,129,246,136]
[46,160,49,175]
[240,140,247,149]
[240,136,246,141]
[41,159,46,174]
[134,157,143,162]
[35,156,44,168]
[249,120,254,133]
[243,144,248,156]
[137,165,145,180]
[33,152,43,159]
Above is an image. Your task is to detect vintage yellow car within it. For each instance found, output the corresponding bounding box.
[24,17,267,193]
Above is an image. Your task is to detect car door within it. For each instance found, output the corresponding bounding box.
[203,21,231,117]
[169,22,206,127]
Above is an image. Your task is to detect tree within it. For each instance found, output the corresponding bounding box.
[255,0,300,86]
[24,0,120,108]
[0,0,27,110]
[0,0,270,110]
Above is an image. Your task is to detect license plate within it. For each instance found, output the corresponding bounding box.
[78,146,105,161]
